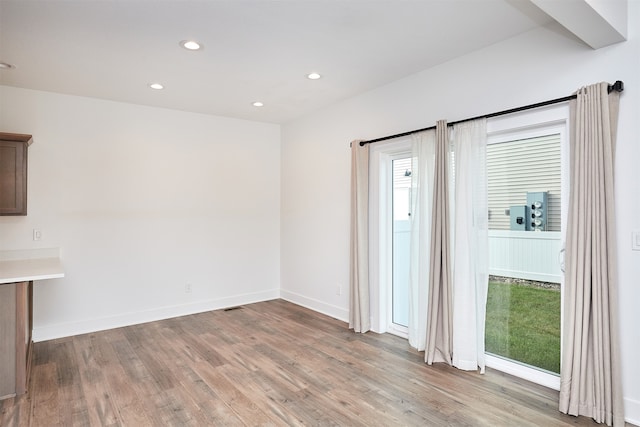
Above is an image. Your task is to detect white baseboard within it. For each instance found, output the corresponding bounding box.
[32,288,280,342]
[625,397,640,426]
[280,289,348,323]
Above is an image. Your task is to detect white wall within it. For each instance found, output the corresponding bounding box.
[280,5,640,424]
[0,86,281,340]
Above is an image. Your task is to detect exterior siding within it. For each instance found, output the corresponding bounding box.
[487,134,561,231]
[393,157,412,188]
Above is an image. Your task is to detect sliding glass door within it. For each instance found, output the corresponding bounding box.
[371,106,569,389]
[485,132,563,375]
[484,109,569,388]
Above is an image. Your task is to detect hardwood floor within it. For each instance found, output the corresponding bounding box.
[0,299,606,426]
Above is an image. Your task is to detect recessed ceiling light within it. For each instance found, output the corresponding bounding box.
[149,83,164,90]
[180,40,202,51]
[307,72,321,80]
[0,62,15,69]
[252,101,264,107]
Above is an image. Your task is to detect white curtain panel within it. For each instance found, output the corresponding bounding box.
[349,141,371,333]
[559,83,623,426]
[408,130,436,351]
[450,119,489,373]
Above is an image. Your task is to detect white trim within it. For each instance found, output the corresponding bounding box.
[369,142,385,333]
[280,289,349,323]
[624,397,640,426]
[33,288,280,342]
[486,354,560,390]
[388,153,412,334]
[386,322,408,339]
[487,103,570,137]
[369,138,412,334]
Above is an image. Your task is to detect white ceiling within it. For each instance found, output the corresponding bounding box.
[0,1,555,124]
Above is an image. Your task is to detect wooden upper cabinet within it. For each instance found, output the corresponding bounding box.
[0,133,33,216]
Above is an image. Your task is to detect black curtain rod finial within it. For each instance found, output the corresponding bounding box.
[609,80,624,93]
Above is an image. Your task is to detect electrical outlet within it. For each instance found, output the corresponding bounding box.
[336,283,342,295]
[633,230,640,251]
[33,229,42,241]
[185,283,192,293]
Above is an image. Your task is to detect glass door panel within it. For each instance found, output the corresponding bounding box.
[392,157,411,328]
[485,133,562,374]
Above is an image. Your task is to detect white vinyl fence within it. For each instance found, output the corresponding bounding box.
[488,230,563,283]
[392,226,562,289]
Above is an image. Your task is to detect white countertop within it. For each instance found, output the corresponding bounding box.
[0,249,65,284]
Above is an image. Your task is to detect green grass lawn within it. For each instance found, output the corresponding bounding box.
[485,281,561,374]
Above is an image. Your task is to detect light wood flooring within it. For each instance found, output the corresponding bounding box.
[0,299,608,426]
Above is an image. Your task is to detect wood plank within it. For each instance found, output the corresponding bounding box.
[191,360,282,426]
[28,361,60,426]
[0,299,625,426]
[71,332,126,426]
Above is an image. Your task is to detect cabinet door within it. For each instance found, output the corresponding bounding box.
[15,281,31,395]
[0,283,17,399]
[0,281,31,399]
[0,139,28,215]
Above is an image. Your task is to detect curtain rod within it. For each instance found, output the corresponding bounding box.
[359,80,624,146]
